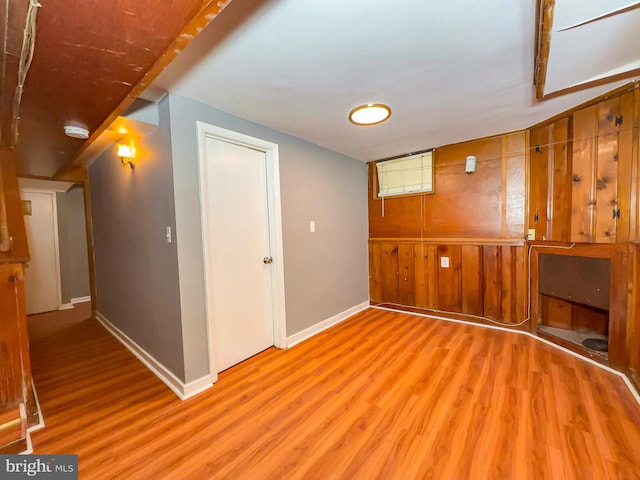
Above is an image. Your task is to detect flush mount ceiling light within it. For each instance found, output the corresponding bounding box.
[349,103,391,126]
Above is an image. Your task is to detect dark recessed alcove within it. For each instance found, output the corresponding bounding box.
[537,253,611,357]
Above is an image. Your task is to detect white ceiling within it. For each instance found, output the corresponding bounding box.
[544,0,640,95]
[151,0,637,162]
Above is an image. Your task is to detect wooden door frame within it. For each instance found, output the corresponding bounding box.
[196,121,287,384]
[20,188,63,313]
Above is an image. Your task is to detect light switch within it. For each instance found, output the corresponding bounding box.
[440,256,449,268]
[166,226,172,244]
[310,221,316,233]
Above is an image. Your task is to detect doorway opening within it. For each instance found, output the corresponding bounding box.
[19,178,92,316]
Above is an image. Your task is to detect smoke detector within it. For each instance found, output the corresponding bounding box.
[63,124,89,139]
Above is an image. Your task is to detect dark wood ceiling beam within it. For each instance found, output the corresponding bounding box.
[55,0,234,177]
[0,0,28,146]
[534,0,554,100]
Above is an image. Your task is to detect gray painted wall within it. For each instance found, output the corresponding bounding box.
[56,187,90,303]
[89,96,186,380]
[168,94,369,382]
[88,93,369,385]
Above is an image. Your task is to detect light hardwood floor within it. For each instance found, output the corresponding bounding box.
[27,307,640,479]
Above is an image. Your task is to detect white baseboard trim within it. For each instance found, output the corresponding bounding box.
[19,381,45,455]
[71,296,91,304]
[286,301,369,348]
[58,296,91,311]
[183,377,215,399]
[95,311,213,400]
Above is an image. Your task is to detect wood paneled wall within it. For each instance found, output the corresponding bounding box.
[368,131,528,322]
[525,85,640,375]
[367,82,640,381]
[633,86,640,243]
[529,90,636,244]
[369,240,526,324]
[630,242,640,390]
[369,132,527,240]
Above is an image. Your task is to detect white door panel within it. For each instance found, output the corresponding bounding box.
[22,191,60,315]
[204,137,274,372]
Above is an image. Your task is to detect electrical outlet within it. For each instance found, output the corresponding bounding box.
[527,228,536,241]
[440,256,449,268]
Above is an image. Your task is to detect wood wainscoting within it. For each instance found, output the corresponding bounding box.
[629,242,640,392]
[369,238,527,326]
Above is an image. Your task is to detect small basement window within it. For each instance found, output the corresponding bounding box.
[376,151,433,197]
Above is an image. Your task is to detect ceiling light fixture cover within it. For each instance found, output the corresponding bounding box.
[349,103,391,126]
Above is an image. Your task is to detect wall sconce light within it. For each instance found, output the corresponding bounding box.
[117,143,136,170]
[465,155,477,174]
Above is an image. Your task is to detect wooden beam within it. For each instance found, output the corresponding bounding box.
[534,0,555,100]
[0,148,29,263]
[0,0,29,146]
[0,172,10,252]
[55,0,234,178]
[540,68,640,101]
[534,1,640,100]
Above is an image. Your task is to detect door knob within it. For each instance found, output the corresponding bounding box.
[263,257,273,264]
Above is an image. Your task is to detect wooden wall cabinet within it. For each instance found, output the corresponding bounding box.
[528,86,640,376]
[571,94,634,244]
[529,118,572,242]
[529,91,635,244]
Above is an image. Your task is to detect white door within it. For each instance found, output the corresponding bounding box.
[203,136,275,372]
[22,191,61,315]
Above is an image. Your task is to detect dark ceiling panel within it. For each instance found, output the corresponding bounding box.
[14,0,209,176]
